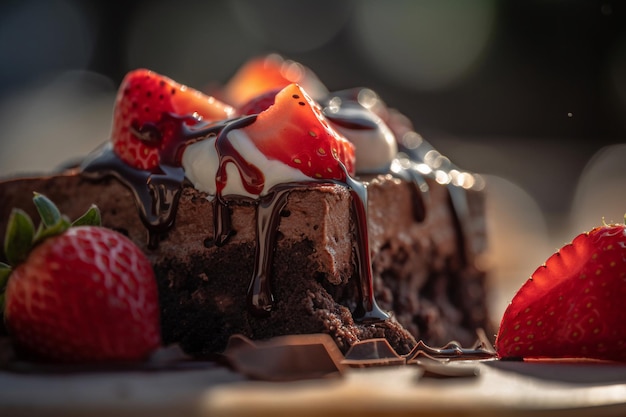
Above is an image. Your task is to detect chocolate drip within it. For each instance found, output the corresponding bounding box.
[211,115,258,246]
[247,186,292,315]
[82,113,228,247]
[213,202,234,247]
[214,115,262,196]
[344,175,389,323]
[323,102,379,130]
[81,145,184,248]
[241,177,388,322]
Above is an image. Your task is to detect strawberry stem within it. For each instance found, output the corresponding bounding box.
[32,216,71,245]
[3,194,103,267]
[1,194,102,316]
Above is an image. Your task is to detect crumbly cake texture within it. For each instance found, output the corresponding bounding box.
[0,170,489,356]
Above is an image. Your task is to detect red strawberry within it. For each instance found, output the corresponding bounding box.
[496,223,626,362]
[112,69,234,170]
[1,194,161,362]
[221,55,327,107]
[241,83,356,181]
[238,88,281,115]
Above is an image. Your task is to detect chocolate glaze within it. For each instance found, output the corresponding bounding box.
[80,87,480,327]
[248,185,291,315]
[82,114,230,248]
[322,88,380,131]
[81,144,183,249]
[343,174,389,322]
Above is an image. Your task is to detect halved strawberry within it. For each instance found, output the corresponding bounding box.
[112,69,234,170]
[221,55,327,108]
[496,223,626,362]
[241,83,355,181]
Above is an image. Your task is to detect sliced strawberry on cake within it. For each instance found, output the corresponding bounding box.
[184,83,356,198]
[112,69,234,170]
[238,88,282,116]
[496,222,626,362]
[240,83,355,181]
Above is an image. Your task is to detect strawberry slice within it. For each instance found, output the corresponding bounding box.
[496,223,626,362]
[221,55,327,108]
[238,88,281,116]
[112,69,234,170]
[240,83,355,181]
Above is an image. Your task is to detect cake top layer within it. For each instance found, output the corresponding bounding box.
[77,54,485,323]
[83,54,483,200]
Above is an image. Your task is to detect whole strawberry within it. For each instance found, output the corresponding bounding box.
[496,222,626,362]
[0,194,161,362]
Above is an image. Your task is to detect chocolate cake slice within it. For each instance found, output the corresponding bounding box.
[0,167,487,356]
[0,56,490,357]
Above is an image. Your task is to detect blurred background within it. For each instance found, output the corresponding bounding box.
[1,0,626,319]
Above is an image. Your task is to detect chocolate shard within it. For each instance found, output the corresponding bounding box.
[342,338,406,367]
[415,354,482,379]
[222,334,346,381]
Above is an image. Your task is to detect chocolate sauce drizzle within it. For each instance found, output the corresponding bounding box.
[406,340,496,362]
[342,331,496,368]
[80,88,480,325]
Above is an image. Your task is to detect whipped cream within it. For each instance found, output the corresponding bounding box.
[332,113,397,174]
[182,128,310,199]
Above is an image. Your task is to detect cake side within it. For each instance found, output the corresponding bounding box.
[0,170,489,355]
[347,174,489,347]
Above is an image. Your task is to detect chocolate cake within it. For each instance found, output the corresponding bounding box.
[0,56,490,357]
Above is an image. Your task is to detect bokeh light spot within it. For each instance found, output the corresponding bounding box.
[351,0,497,91]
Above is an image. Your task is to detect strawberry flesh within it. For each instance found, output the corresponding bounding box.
[496,224,626,362]
[238,88,281,115]
[240,83,355,182]
[112,69,233,170]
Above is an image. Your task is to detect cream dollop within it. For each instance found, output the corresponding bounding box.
[182,129,309,199]
[330,112,397,174]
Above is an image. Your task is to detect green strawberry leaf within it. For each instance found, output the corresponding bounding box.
[33,215,71,245]
[0,262,10,289]
[4,209,35,266]
[33,192,62,228]
[72,204,102,227]
[3,194,104,270]
[0,262,10,313]
[0,262,12,288]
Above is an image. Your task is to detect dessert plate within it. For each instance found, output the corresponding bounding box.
[2,360,626,416]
